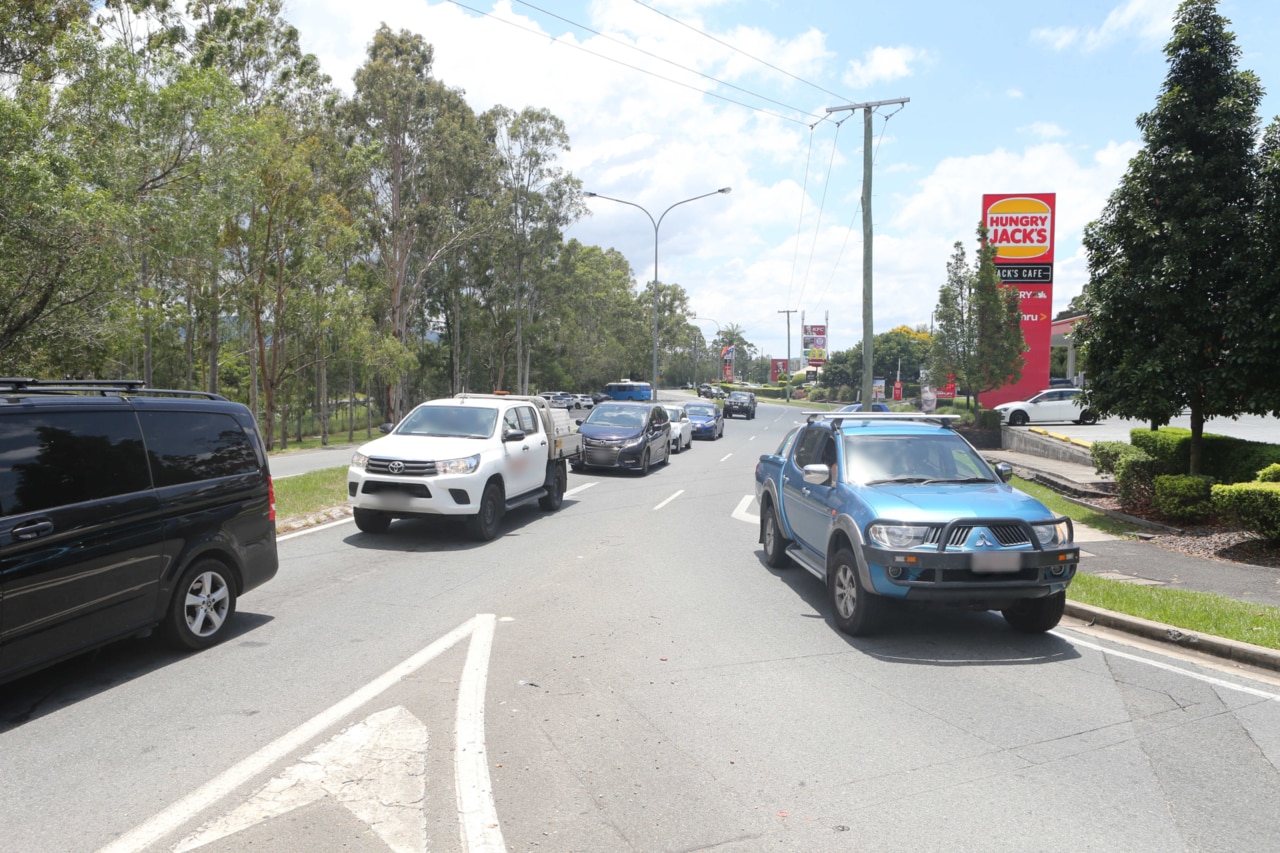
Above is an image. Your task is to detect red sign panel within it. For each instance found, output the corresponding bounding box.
[770,358,789,383]
[979,193,1055,410]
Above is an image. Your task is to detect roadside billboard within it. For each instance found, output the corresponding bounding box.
[802,325,827,366]
[979,193,1055,410]
[770,358,789,383]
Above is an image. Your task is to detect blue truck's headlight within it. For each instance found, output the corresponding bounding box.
[868,524,929,549]
[1033,521,1071,545]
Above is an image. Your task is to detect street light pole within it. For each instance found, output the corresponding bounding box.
[585,188,731,402]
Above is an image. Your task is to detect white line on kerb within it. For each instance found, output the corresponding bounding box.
[98,618,480,853]
[654,490,684,510]
[1053,631,1280,702]
[719,453,733,463]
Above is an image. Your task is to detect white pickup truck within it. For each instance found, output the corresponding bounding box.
[348,394,582,540]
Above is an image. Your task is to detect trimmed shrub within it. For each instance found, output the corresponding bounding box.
[1114,448,1164,513]
[976,409,1002,431]
[1213,482,1280,544]
[1153,474,1214,524]
[1129,425,1280,484]
[1091,440,1135,476]
[1257,463,1280,483]
[837,385,854,404]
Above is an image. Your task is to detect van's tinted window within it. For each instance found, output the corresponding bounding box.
[0,411,150,516]
[138,412,259,487]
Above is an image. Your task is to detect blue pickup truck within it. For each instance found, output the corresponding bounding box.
[754,413,1079,636]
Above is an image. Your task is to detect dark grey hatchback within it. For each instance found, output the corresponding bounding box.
[0,379,279,685]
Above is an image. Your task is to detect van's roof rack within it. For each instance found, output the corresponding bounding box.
[0,378,226,400]
[803,411,961,430]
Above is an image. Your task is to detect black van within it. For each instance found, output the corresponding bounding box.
[0,379,279,684]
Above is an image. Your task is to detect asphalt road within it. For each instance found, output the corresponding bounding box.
[3,398,1279,852]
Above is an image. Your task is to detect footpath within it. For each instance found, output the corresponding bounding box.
[985,430,1280,673]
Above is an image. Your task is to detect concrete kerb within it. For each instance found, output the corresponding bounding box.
[1065,601,1280,674]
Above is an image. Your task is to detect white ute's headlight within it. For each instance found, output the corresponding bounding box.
[868,524,929,549]
[436,454,480,476]
[351,452,368,470]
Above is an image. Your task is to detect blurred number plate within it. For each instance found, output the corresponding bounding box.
[973,551,1021,573]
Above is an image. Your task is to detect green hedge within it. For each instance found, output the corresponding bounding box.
[1213,482,1280,544]
[1153,474,1214,524]
[1129,426,1280,485]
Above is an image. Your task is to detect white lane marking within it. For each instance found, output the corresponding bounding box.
[564,482,596,498]
[277,516,354,542]
[1052,632,1280,701]
[654,490,684,510]
[175,706,428,852]
[749,435,757,441]
[719,453,733,462]
[732,495,758,524]
[457,614,505,852]
[98,618,479,853]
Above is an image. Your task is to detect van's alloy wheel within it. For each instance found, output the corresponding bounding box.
[164,559,237,650]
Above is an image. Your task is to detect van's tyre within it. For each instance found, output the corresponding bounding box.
[638,449,651,476]
[353,507,391,534]
[164,559,237,651]
[761,504,792,568]
[539,464,566,511]
[828,548,881,637]
[468,482,505,541]
[1008,410,1029,427]
[1002,591,1066,633]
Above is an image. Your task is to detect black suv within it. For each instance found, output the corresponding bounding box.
[724,390,757,419]
[0,379,279,685]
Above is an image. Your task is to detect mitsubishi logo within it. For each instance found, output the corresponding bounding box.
[388,460,405,474]
[975,532,993,548]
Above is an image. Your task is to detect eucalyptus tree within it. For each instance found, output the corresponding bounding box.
[485,105,583,394]
[1074,0,1264,473]
[346,26,493,419]
[0,0,90,79]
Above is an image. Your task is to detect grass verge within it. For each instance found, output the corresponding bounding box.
[275,466,348,519]
[1014,476,1280,651]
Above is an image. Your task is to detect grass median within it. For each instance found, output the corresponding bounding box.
[1014,476,1280,651]
[270,468,1280,651]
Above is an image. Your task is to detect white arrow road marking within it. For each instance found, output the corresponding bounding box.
[175,706,428,853]
[98,618,477,853]
[732,495,758,524]
[654,490,684,510]
[457,614,505,852]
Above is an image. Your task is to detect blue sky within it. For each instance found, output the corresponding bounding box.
[289,0,1280,362]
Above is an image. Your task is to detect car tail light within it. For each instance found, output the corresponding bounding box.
[268,477,276,521]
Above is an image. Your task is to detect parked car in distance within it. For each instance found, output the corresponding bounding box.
[993,388,1098,426]
[697,383,713,397]
[575,394,595,409]
[539,391,575,409]
[662,404,693,453]
[684,400,724,440]
[724,390,757,419]
[591,392,612,404]
[0,378,279,685]
[754,412,1079,637]
[574,401,671,475]
[838,403,890,413]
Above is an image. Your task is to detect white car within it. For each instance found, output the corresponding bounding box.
[994,388,1099,426]
[663,404,694,453]
[575,394,595,409]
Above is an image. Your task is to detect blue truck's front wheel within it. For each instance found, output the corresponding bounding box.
[829,548,882,636]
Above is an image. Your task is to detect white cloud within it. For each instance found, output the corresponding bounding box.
[1032,0,1177,52]
[842,46,930,90]
[1006,88,1025,99]
[1021,122,1068,139]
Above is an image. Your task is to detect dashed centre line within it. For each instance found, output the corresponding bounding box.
[654,490,684,510]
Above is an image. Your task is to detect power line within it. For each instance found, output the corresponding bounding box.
[446,0,816,125]
[630,0,853,103]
